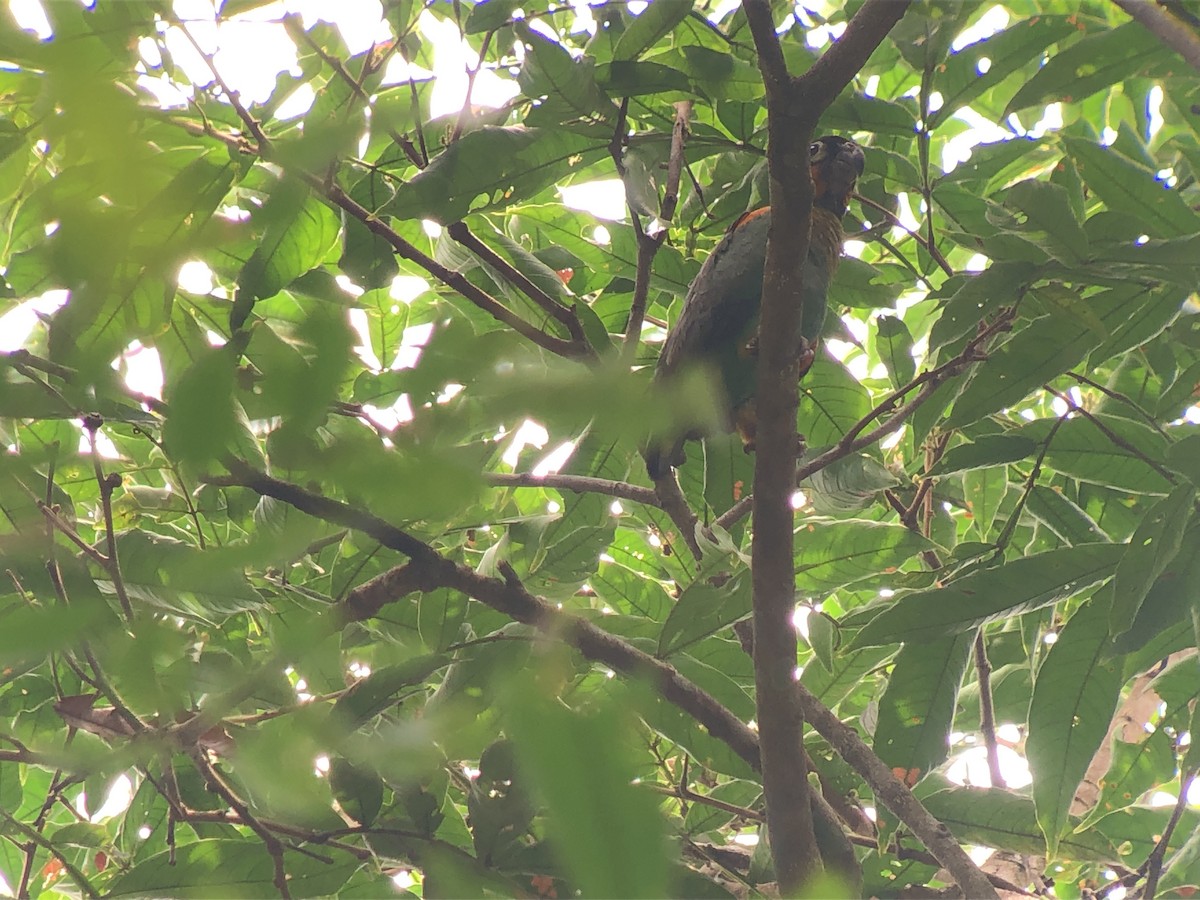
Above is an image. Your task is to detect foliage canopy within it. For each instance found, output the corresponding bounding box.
[1,0,1200,897]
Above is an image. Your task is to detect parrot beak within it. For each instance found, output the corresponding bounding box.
[826,142,865,195]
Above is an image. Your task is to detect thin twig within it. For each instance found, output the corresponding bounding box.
[853,191,954,278]
[714,309,1012,531]
[487,471,659,506]
[1068,370,1171,438]
[622,101,693,361]
[1142,768,1197,899]
[322,183,593,360]
[205,464,761,767]
[190,752,293,898]
[1045,387,1178,485]
[83,414,133,620]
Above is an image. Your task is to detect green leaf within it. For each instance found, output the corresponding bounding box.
[873,632,973,783]
[517,24,614,122]
[921,786,1119,861]
[850,544,1120,648]
[237,185,340,310]
[801,645,895,710]
[1027,594,1123,858]
[927,434,1037,475]
[659,573,750,657]
[386,126,609,223]
[1005,23,1161,117]
[964,465,1008,538]
[798,355,873,448]
[464,0,522,33]
[928,262,1036,355]
[596,60,694,97]
[506,681,672,898]
[106,839,357,897]
[794,520,932,594]
[945,319,1093,428]
[1025,485,1109,545]
[930,17,1077,128]
[996,180,1088,265]
[1018,414,1173,495]
[329,758,384,827]
[613,0,693,61]
[800,452,898,515]
[1080,728,1174,827]
[1110,483,1194,637]
[1064,136,1200,238]
[336,657,449,732]
[875,315,915,390]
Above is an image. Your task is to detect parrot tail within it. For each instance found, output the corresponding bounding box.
[644,437,688,480]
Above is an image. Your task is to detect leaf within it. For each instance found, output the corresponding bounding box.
[921,786,1119,861]
[1025,485,1109,545]
[927,434,1037,475]
[505,682,671,899]
[832,257,907,310]
[794,520,932,594]
[386,126,609,223]
[1109,483,1194,637]
[872,632,973,783]
[930,16,1077,128]
[1080,728,1174,827]
[1064,136,1200,239]
[613,0,693,61]
[964,466,1008,538]
[850,544,1120,648]
[237,186,340,311]
[996,180,1088,265]
[945,318,1094,429]
[329,758,383,827]
[797,355,873,448]
[517,24,614,122]
[464,0,522,33]
[111,532,266,624]
[333,655,449,729]
[596,60,694,97]
[875,315,915,390]
[1018,414,1173,496]
[801,646,895,710]
[105,839,357,897]
[1005,23,1161,117]
[928,261,1036,355]
[800,452,898,515]
[1027,594,1123,858]
[659,573,751,657]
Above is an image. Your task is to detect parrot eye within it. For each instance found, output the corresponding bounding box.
[809,141,822,157]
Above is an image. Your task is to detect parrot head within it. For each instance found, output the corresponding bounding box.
[810,135,865,217]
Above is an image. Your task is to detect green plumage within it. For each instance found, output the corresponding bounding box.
[646,136,865,479]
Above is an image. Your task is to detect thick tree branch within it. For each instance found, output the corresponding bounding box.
[1112,0,1200,72]
[742,2,911,886]
[206,464,762,771]
[796,682,1000,900]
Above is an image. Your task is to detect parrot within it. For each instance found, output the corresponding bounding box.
[645,135,865,480]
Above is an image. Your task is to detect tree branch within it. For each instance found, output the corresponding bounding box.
[1112,0,1200,72]
[742,0,911,889]
[323,183,593,360]
[487,471,659,506]
[796,682,1000,900]
[206,464,762,772]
